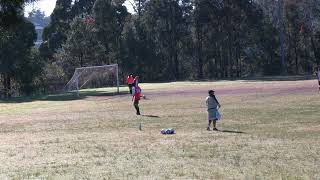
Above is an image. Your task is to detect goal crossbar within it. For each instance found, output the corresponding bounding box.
[75,64,118,70]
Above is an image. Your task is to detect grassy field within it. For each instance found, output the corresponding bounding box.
[0,80,319,179]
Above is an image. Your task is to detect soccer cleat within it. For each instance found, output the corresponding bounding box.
[207,127,211,131]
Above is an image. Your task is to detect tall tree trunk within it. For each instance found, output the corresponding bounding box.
[228,34,233,78]
[164,6,173,80]
[287,32,292,73]
[79,52,84,67]
[223,40,228,78]
[311,36,319,67]
[303,34,309,73]
[239,55,242,78]
[219,44,223,78]
[294,40,299,74]
[214,42,218,78]
[278,0,287,74]
[174,49,179,80]
[169,1,179,80]
[196,27,203,79]
[2,73,6,98]
[4,73,11,98]
[236,47,241,78]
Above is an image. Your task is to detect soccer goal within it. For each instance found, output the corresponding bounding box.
[65,64,120,96]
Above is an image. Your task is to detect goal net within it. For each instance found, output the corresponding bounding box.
[65,64,119,96]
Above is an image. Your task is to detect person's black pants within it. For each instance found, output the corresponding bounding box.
[134,100,140,115]
[128,84,134,94]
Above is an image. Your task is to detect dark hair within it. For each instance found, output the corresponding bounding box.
[208,90,214,94]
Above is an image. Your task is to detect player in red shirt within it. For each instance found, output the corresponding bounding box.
[127,74,135,94]
[132,85,142,115]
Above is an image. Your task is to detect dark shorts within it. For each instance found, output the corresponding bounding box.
[208,109,218,121]
[128,83,134,88]
[134,100,139,105]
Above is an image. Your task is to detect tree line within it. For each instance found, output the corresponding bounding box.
[1,0,320,98]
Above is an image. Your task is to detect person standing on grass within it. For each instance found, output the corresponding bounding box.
[127,74,135,94]
[316,67,320,92]
[132,84,142,115]
[206,90,221,131]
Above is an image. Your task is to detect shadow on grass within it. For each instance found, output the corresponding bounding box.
[0,90,129,103]
[217,129,245,134]
[141,115,160,118]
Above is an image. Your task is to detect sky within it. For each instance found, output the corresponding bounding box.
[24,0,134,17]
[24,0,57,16]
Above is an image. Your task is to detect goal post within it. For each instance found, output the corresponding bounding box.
[65,64,120,96]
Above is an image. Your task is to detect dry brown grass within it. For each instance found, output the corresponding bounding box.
[0,80,319,179]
